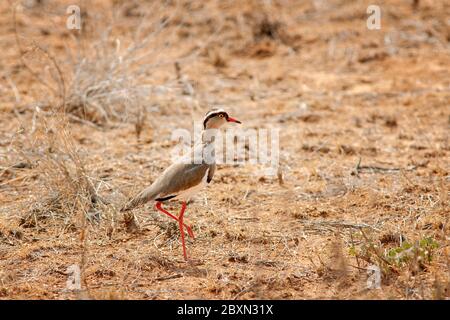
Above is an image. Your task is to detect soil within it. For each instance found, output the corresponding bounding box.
[0,0,449,299]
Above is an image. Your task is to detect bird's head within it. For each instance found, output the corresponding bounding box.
[203,108,241,129]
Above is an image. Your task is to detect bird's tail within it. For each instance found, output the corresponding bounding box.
[120,199,138,212]
[120,186,158,212]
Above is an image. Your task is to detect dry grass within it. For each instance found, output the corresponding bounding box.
[0,0,449,300]
[64,18,162,125]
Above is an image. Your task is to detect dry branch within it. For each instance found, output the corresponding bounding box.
[303,220,381,231]
[352,157,417,176]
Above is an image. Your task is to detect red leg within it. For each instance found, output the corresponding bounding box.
[155,202,194,239]
[178,201,188,260]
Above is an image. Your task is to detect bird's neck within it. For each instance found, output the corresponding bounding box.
[200,129,218,146]
[191,129,216,164]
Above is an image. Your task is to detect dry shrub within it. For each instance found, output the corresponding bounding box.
[63,1,213,126]
[64,33,152,125]
[233,4,302,56]
[11,112,105,230]
[15,1,188,127]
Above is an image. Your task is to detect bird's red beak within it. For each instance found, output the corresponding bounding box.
[227,117,241,124]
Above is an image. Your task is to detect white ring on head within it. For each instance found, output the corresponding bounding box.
[203,108,228,128]
[204,108,226,118]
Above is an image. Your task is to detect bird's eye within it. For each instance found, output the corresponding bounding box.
[219,114,224,118]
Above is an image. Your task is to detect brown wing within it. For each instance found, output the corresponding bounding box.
[121,162,209,211]
[156,162,210,197]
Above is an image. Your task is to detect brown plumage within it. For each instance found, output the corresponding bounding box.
[121,162,215,212]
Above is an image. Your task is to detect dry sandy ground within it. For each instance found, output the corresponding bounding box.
[0,0,449,299]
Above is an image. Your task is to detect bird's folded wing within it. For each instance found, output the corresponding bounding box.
[121,163,210,211]
[156,163,210,196]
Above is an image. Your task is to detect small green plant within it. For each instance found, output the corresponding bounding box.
[386,237,439,267]
[386,242,413,265]
[349,232,439,274]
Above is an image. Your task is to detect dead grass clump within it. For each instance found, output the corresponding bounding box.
[14,1,187,127]
[122,212,139,233]
[211,2,301,58]
[247,9,300,48]
[63,2,200,126]
[64,35,151,125]
[14,115,105,230]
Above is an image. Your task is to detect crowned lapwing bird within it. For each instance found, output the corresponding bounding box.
[121,109,241,261]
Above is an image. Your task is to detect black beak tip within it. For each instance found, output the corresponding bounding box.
[227,117,241,124]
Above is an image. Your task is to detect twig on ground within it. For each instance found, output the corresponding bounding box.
[303,220,381,232]
[352,157,417,176]
[155,274,183,281]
